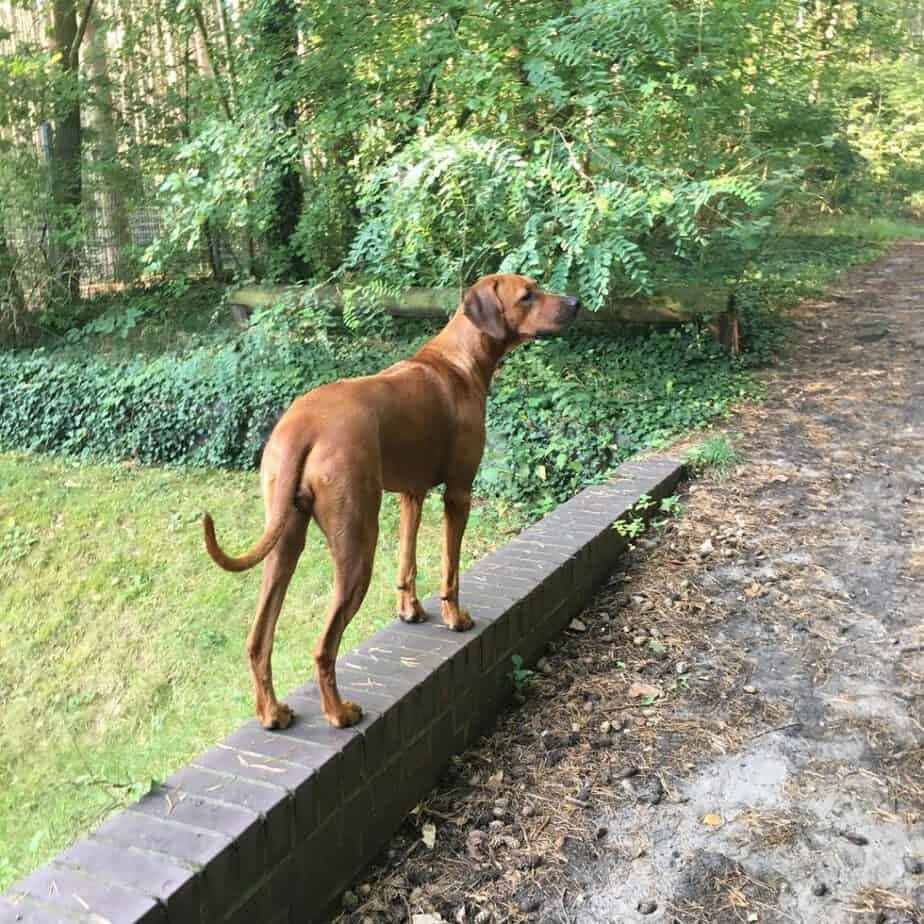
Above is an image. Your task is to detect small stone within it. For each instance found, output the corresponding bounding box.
[904,855,923,875]
[489,819,504,832]
[613,765,639,780]
[813,882,828,896]
[521,803,535,818]
[638,900,658,915]
[743,684,757,694]
[600,720,612,734]
[569,618,588,632]
[342,890,359,911]
[492,806,506,819]
[676,660,690,675]
[537,657,554,675]
[359,883,371,897]
[699,538,715,557]
[633,634,649,646]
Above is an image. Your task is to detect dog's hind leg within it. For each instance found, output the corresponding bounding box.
[313,482,380,728]
[247,508,309,730]
[396,492,427,623]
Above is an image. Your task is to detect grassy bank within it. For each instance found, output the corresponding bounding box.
[0,453,514,889]
[2,216,923,888]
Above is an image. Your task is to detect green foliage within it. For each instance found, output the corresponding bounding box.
[685,435,745,477]
[478,325,756,515]
[0,306,751,514]
[508,654,534,696]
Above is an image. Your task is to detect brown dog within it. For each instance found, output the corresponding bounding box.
[203,274,580,729]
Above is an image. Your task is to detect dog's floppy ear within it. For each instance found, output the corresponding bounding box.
[462,279,507,341]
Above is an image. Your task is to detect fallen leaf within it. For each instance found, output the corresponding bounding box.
[628,682,661,700]
[422,822,436,849]
[702,813,724,827]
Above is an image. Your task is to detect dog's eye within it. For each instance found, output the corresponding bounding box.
[521,291,535,304]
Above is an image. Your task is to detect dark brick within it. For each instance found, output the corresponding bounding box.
[402,730,436,800]
[9,863,165,924]
[59,838,199,923]
[0,896,81,923]
[222,882,271,924]
[366,765,404,838]
[357,625,470,660]
[289,810,345,914]
[430,708,455,768]
[338,650,433,697]
[131,787,263,888]
[165,765,293,864]
[194,745,311,795]
[95,811,237,916]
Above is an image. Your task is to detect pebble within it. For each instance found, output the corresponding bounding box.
[743,684,757,694]
[569,618,588,632]
[637,900,658,915]
[633,634,649,646]
[359,883,371,897]
[488,819,504,832]
[600,720,612,734]
[613,765,639,780]
[813,882,828,896]
[521,803,535,818]
[676,660,690,675]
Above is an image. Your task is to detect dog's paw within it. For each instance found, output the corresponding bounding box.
[397,600,428,623]
[260,702,295,731]
[444,607,474,632]
[328,700,363,728]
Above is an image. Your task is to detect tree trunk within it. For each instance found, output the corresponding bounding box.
[0,231,27,337]
[49,0,85,301]
[252,0,308,280]
[84,8,132,281]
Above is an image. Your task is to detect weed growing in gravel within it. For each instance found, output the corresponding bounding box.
[686,436,745,477]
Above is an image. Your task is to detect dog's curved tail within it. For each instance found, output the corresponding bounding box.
[203,444,311,573]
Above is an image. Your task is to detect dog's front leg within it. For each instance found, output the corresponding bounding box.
[440,485,474,631]
[396,492,427,623]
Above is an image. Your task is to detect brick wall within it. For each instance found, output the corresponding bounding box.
[1,456,684,924]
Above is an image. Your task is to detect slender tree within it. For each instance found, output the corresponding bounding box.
[48,0,95,301]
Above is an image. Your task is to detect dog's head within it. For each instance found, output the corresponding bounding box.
[462,273,580,343]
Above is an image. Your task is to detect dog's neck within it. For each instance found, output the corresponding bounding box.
[416,309,513,396]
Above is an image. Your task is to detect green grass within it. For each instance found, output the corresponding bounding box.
[0,451,515,889]
[685,435,745,478]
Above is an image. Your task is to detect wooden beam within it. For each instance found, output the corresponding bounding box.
[227,283,728,330]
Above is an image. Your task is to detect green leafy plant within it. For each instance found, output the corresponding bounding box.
[509,654,534,696]
[685,436,745,478]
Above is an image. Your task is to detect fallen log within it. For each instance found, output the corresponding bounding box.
[227,282,738,349]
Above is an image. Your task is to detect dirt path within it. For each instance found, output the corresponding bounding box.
[336,243,923,924]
